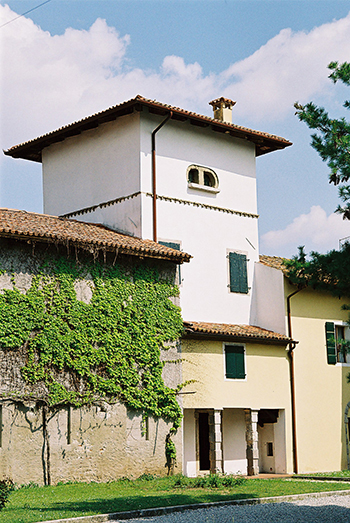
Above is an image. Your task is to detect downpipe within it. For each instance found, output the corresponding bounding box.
[151,112,173,242]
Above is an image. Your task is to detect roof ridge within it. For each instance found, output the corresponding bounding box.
[4,95,292,161]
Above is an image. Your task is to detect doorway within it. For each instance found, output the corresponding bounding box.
[198,412,210,471]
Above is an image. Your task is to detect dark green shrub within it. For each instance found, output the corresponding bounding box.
[221,474,246,487]
[0,478,14,510]
[207,473,221,488]
[192,476,208,488]
[137,473,155,482]
[172,474,191,488]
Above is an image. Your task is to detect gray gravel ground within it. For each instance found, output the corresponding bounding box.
[113,494,350,522]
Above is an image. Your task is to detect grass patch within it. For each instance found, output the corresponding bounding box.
[2,474,350,523]
[295,470,350,478]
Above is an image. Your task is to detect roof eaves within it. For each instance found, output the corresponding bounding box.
[0,209,192,264]
[4,95,292,162]
[183,321,292,345]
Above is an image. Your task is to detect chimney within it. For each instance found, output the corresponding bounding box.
[209,97,236,124]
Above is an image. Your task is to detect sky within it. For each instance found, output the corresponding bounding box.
[1,0,350,258]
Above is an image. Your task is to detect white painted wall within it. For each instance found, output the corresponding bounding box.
[222,409,247,474]
[140,115,257,211]
[69,197,142,237]
[274,410,287,473]
[140,112,259,325]
[258,423,275,473]
[42,113,141,236]
[183,409,197,477]
[250,262,286,335]
[40,109,276,325]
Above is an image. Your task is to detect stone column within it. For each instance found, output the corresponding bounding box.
[209,409,223,473]
[245,408,259,476]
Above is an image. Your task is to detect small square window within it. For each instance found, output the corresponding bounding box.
[225,344,246,379]
[267,442,273,457]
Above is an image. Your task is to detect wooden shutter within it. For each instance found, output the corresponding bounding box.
[229,252,248,294]
[159,241,180,251]
[325,322,337,365]
[225,345,245,379]
[159,241,181,283]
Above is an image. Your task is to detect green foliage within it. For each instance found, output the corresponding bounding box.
[0,478,14,511]
[137,473,155,482]
[171,473,246,489]
[0,255,183,430]
[3,477,349,523]
[294,61,350,219]
[285,243,350,298]
[165,435,177,463]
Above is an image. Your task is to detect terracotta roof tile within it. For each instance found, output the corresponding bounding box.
[259,255,289,274]
[4,95,292,162]
[209,97,236,107]
[0,208,191,263]
[183,321,291,344]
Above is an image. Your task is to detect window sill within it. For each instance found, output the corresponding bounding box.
[188,182,220,194]
[335,362,350,367]
[224,377,247,382]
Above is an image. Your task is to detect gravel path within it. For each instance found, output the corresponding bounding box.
[112,494,350,523]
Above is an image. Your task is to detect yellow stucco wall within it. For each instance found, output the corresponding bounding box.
[181,338,293,473]
[286,282,350,473]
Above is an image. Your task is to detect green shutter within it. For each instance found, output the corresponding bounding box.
[159,241,181,283]
[225,345,245,379]
[159,242,180,251]
[325,322,337,365]
[229,252,248,294]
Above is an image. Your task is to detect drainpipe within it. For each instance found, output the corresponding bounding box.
[151,112,172,242]
[286,288,302,475]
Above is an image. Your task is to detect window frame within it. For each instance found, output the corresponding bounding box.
[223,343,247,381]
[186,165,220,194]
[326,321,350,365]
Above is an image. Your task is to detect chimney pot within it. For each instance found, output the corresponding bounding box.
[209,97,236,124]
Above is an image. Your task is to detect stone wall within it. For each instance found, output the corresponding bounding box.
[0,400,182,484]
[0,238,183,484]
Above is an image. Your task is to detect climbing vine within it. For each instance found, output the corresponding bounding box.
[0,254,184,430]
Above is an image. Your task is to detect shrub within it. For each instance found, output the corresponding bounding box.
[137,473,155,482]
[172,473,246,489]
[0,478,14,511]
[222,474,246,487]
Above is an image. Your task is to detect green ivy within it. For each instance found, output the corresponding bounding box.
[0,255,184,430]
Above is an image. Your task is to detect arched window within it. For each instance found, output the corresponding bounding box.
[186,165,219,193]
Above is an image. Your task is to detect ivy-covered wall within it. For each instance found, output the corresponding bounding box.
[0,238,184,484]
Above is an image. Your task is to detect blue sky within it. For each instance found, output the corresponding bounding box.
[1,0,350,257]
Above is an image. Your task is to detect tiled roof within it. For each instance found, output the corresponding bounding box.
[0,208,191,263]
[259,255,289,274]
[4,95,292,163]
[183,321,291,344]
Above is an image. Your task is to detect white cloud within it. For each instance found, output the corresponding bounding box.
[0,5,130,146]
[1,4,350,152]
[261,206,350,256]
[222,14,350,122]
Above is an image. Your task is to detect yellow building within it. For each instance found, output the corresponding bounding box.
[181,322,293,476]
[180,256,350,477]
[259,256,350,474]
